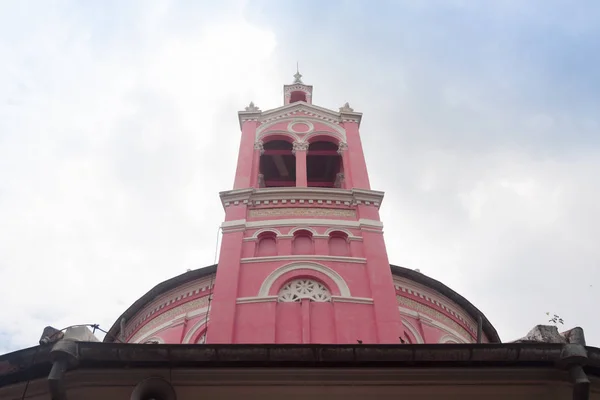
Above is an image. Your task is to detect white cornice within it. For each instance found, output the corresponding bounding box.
[240,255,367,264]
[393,278,477,334]
[247,101,362,127]
[238,110,262,129]
[221,218,383,233]
[219,187,385,209]
[398,307,472,343]
[237,296,278,304]
[236,296,373,305]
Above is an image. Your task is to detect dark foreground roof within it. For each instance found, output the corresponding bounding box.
[104,264,500,343]
[1,342,599,389]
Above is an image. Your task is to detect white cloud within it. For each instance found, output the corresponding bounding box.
[0,0,280,353]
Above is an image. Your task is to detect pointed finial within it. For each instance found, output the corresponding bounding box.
[293,62,303,84]
[245,101,260,112]
[339,102,354,112]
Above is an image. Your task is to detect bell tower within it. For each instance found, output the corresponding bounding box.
[207,71,404,344]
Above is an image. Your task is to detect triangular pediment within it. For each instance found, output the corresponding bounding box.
[238,101,362,129]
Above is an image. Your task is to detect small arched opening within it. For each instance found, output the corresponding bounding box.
[307,141,342,188]
[255,231,278,257]
[289,91,307,103]
[259,140,296,187]
[292,229,314,255]
[328,231,350,257]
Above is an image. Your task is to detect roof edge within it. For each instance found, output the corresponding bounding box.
[1,342,599,388]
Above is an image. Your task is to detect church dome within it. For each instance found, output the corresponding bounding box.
[104,264,499,344]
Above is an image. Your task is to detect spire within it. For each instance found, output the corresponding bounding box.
[293,62,303,84]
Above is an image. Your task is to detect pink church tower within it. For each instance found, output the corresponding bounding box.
[103,72,498,347]
[207,71,405,344]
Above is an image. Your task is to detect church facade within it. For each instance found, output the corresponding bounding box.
[104,72,499,346]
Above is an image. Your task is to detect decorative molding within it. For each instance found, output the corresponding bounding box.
[287,120,315,134]
[241,255,367,264]
[301,130,345,145]
[243,227,363,242]
[257,129,345,147]
[181,317,210,344]
[124,277,214,339]
[222,218,384,232]
[236,296,278,304]
[248,228,283,239]
[257,113,346,136]
[292,141,309,154]
[398,306,471,343]
[254,141,265,154]
[258,261,351,297]
[401,318,425,344]
[249,208,356,218]
[220,187,385,210]
[236,295,373,305]
[397,297,474,342]
[288,226,319,236]
[334,172,344,188]
[278,279,332,302]
[438,333,464,344]
[337,142,348,154]
[392,278,477,335]
[259,103,345,126]
[323,227,355,238]
[140,336,165,344]
[418,314,472,343]
[129,304,209,343]
[331,296,373,305]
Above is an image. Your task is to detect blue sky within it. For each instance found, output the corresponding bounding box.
[0,0,599,353]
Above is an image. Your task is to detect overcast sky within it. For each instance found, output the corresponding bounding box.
[1,0,599,354]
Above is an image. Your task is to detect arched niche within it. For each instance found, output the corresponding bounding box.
[255,231,277,257]
[328,230,350,257]
[292,229,314,255]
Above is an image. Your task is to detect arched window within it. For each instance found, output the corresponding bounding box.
[260,140,296,187]
[307,141,342,188]
[255,231,277,257]
[277,279,332,302]
[289,91,307,103]
[292,230,314,255]
[328,231,349,256]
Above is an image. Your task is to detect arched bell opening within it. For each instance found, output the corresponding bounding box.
[259,140,296,187]
[307,141,342,188]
